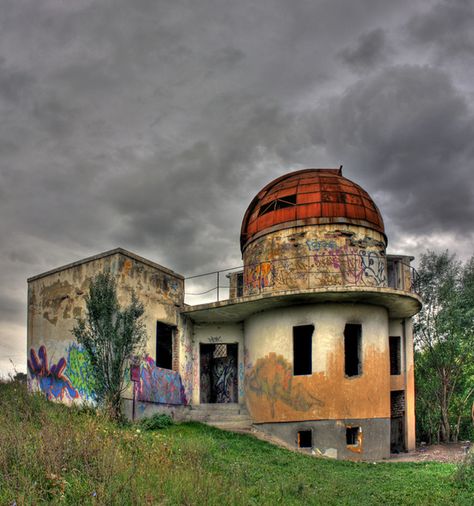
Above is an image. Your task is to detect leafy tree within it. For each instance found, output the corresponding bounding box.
[414,251,474,443]
[72,271,146,420]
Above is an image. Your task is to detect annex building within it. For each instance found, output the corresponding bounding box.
[27,167,422,460]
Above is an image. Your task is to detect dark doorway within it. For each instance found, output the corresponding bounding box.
[200,343,238,403]
[390,390,405,453]
[156,322,173,370]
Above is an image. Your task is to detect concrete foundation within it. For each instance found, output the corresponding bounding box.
[257,418,390,460]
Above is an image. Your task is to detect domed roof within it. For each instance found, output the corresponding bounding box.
[240,168,385,251]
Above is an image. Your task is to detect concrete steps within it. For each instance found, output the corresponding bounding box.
[188,403,253,430]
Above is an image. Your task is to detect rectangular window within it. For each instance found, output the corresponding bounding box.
[293,325,314,375]
[297,430,312,448]
[389,336,401,375]
[346,426,360,446]
[156,322,173,370]
[344,324,362,377]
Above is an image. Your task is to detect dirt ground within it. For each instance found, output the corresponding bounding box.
[389,443,471,463]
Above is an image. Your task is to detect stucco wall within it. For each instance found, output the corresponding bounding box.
[242,224,387,295]
[27,251,184,404]
[243,303,390,423]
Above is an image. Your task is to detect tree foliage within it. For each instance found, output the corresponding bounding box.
[72,271,146,420]
[414,251,474,443]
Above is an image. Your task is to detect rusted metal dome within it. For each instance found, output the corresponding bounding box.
[240,167,385,252]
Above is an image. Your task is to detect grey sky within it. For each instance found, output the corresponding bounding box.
[1,0,473,375]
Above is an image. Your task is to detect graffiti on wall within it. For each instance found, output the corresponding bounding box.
[246,353,323,418]
[138,356,187,405]
[243,229,387,294]
[28,345,80,401]
[65,344,96,401]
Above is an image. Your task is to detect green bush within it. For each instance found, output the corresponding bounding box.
[454,448,474,487]
[139,413,174,431]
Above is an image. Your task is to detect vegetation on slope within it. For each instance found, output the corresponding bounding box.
[0,381,473,505]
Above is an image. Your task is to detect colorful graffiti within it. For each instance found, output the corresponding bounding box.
[243,228,387,294]
[246,353,323,418]
[28,345,79,401]
[138,356,186,405]
[65,344,96,401]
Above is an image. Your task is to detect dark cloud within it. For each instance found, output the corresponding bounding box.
[406,0,474,62]
[0,0,473,374]
[319,64,474,238]
[339,29,393,72]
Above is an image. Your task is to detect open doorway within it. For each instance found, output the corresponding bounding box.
[390,390,405,453]
[200,343,238,403]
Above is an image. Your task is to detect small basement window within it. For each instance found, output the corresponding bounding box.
[344,324,362,377]
[298,430,312,448]
[258,195,297,216]
[346,427,360,446]
[389,336,401,375]
[293,324,314,375]
[156,322,173,370]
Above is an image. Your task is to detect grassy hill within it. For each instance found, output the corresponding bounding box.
[1,381,473,505]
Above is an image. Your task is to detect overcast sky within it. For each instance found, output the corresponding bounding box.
[1,0,474,375]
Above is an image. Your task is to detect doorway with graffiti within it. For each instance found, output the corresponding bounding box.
[200,343,238,403]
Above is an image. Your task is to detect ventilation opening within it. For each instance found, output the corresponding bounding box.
[293,324,314,375]
[298,430,312,448]
[258,194,297,216]
[156,322,173,370]
[389,336,401,375]
[346,427,360,446]
[344,324,362,377]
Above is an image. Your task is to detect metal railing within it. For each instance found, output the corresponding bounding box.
[184,253,419,305]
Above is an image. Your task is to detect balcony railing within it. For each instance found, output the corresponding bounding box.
[184,253,418,305]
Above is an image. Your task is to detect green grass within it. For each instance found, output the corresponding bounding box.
[1,381,473,505]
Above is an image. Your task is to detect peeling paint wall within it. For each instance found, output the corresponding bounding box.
[244,304,390,423]
[27,251,184,404]
[242,224,387,295]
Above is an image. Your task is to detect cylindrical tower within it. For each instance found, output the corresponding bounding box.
[240,168,387,295]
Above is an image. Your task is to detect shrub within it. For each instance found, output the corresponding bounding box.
[139,413,174,431]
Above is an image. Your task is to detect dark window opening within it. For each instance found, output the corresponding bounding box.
[389,336,401,375]
[258,195,297,216]
[344,324,362,377]
[236,272,244,297]
[293,325,314,375]
[298,430,312,448]
[156,322,173,370]
[346,427,360,446]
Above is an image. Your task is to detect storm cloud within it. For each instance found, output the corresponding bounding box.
[0,0,473,374]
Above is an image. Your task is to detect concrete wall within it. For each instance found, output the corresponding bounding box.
[243,303,390,423]
[388,317,415,450]
[258,418,390,461]
[191,322,244,405]
[27,251,184,404]
[242,224,387,295]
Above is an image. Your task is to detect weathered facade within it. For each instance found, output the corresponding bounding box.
[27,167,421,460]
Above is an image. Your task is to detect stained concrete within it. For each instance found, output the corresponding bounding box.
[257,418,391,460]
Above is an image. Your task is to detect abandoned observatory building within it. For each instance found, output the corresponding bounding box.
[27,167,422,460]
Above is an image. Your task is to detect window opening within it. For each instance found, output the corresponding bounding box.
[346,427,360,446]
[293,324,314,375]
[344,324,362,377]
[389,336,401,375]
[298,430,312,448]
[258,195,297,216]
[156,322,173,370]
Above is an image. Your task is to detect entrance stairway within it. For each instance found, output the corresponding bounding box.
[188,403,253,431]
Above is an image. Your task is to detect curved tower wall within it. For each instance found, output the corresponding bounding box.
[242,223,387,296]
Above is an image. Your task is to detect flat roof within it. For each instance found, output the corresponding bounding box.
[27,247,184,282]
